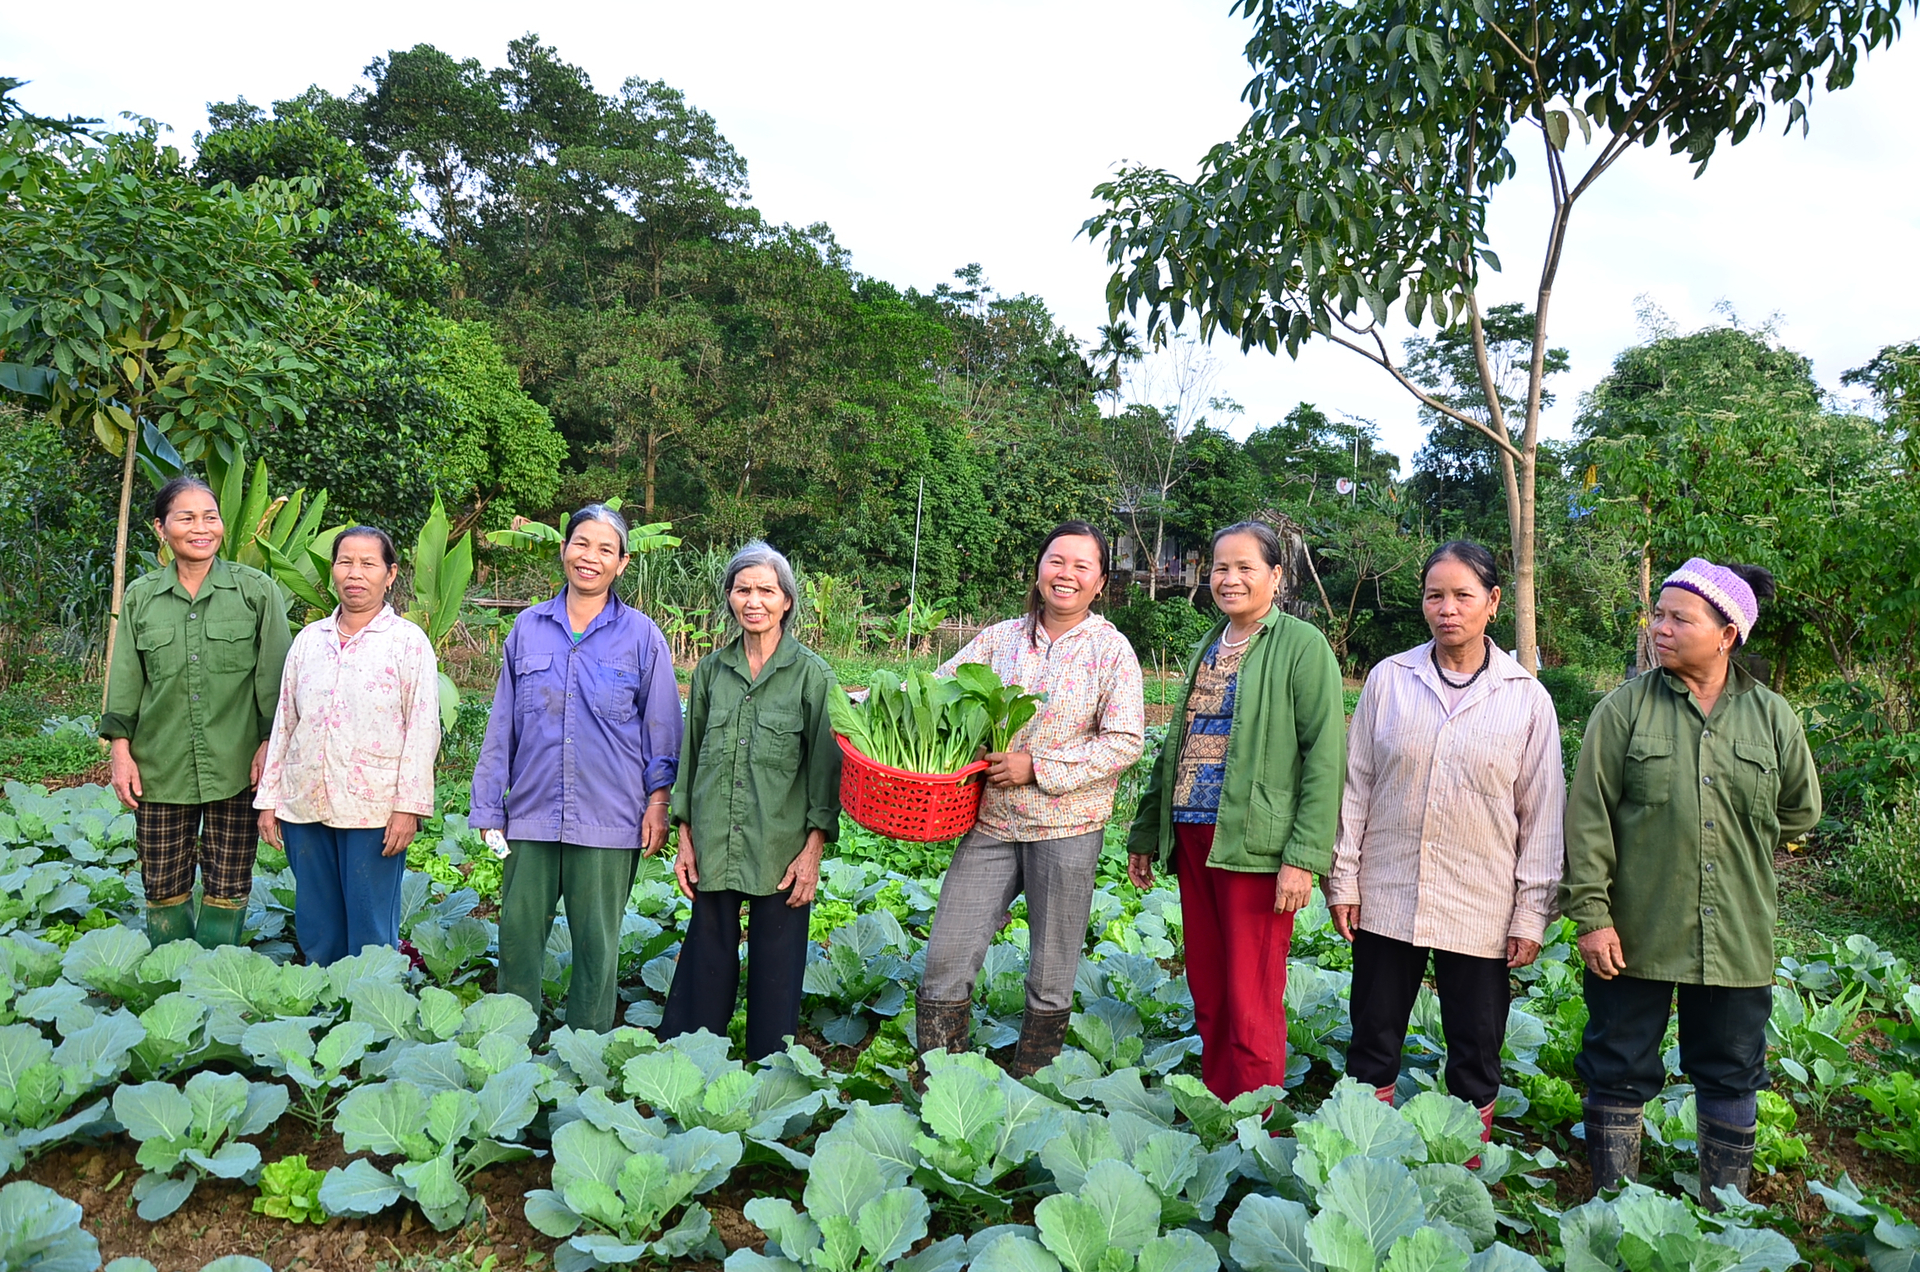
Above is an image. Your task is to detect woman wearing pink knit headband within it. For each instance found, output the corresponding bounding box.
[1560,559,1821,1210]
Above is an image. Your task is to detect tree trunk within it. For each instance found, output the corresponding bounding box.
[1634,523,1655,675]
[644,427,658,518]
[1148,520,1164,601]
[1513,447,1538,672]
[100,430,138,714]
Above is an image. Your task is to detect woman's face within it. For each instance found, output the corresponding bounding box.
[1650,586,1736,675]
[1209,532,1283,623]
[155,488,223,567]
[561,519,630,599]
[729,564,791,636]
[332,535,397,615]
[1422,557,1500,650]
[1036,534,1105,623]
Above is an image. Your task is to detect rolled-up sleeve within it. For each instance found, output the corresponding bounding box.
[638,624,682,796]
[395,632,442,818]
[1509,691,1568,943]
[1326,672,1380,908]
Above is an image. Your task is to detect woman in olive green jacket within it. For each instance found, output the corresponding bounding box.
[661,540,842,1061]
[1126,522,1346,1099]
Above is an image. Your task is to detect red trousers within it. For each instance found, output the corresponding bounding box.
[1175,823,1295,1100]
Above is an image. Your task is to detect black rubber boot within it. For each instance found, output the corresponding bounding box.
[915,997,973,1058]
[1583,1100,1644,1197]
[145,896,197,946]
[1007,1008,1072,1079]
[194,899,249,950]
[1697,1115,1756,1211]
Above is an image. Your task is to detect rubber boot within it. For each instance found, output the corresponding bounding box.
[1465,1098,1496,1170]
[145,895,197,946]
[1583,1100,1644,1197]
[1696,1115,1756,1212]
[915,997,973,1058]
[1374,1085,1396,1105]
[194,898,249,949]
[1008,1008,1072,1079]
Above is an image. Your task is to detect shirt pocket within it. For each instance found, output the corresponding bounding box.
[512,653,556,715]
[135,622,182,679]
[346,743,402,801]
[1623,733,1675,807]
[590,658,642,725]
[698,702,738,761]
[1732,738,1781,819]
[204,619,256,673]
[754,707,805,776]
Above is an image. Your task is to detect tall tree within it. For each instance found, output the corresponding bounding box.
[1085,0,1914,670]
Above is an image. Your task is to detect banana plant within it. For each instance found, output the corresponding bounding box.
[486,496,679,591]
[204,445,337,576]
[405,494,474,733]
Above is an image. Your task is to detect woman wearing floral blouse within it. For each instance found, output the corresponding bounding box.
[917,521,1145,1077]
[1328,541,1565,1161]
[256,527,441,966]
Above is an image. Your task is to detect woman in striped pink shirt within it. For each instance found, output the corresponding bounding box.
[1328,540,1566,1154]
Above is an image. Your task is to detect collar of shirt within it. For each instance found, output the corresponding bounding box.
[1391,638,1529,712]
[525,589,631,643]
[313,604,403,643]
[158,557,240,603]
[713,631,801,683]
[1658,660,1758,710]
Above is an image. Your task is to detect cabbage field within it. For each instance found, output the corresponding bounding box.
[1,777,1917,1272]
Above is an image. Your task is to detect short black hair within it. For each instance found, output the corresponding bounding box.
[1421,540,1500,593]
[332,526,398,568]
[1211,520,1286,568]
[151,475,217,524]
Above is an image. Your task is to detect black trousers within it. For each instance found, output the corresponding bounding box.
[658,887,810,1062]
[1575,971,1771,1105]
[1345,929,1510,1108]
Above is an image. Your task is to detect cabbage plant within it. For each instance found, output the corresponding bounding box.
[0,1179,98,1272]
[112,1070,290,1220]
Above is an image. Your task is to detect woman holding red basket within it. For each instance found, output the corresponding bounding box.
[916,521,1145,1077]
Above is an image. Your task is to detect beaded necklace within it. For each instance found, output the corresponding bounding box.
[1431,636,1492,690]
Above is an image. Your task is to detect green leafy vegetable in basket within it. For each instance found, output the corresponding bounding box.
[829,665,1044,776]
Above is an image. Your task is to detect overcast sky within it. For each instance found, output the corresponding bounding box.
[12,0,1919,471]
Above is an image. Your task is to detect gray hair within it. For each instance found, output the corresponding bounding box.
[564,503,631,553]
[722,540,799,630]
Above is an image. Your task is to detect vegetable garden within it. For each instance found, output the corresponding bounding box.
[2,728,1918,1272]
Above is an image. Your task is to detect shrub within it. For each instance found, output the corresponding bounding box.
[1831,780,1920,913]
[1110,595,1215,666]
[1536,666,1602,724]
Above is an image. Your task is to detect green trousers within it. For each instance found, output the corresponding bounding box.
[498,841,641,1035]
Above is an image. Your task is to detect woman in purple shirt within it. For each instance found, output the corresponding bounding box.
[470,505,683,1035]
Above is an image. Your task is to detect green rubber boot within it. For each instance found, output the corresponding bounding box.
[194,900,249,949]
[145,896,197,946]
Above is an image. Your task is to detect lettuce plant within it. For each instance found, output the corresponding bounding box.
[524,1088,741,1272]
[112,1070,290,1220]
[254,1153,328,1224]
[0,1179,99,1272]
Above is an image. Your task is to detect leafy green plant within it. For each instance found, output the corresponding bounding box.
[0,1179,98,1272]
[802,911,915,1046]
[112,1070,290,1219]
[1855,1071,1920,1164]
[241,1016,379,1134]
[524,1089,740,1271]
[829,666,1042,775]
[254,1153,328,1224]
[0,1011,144,1176]
[1558,1183,1798,1272]
[1765,982,1866,1116]
[734,1138,946,1272]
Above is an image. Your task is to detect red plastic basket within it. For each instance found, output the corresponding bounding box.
[836,734,991,843]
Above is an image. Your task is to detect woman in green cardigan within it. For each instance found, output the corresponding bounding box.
[1126,522,1346,1099]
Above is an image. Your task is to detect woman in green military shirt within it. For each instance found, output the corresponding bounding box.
[1562,559,1820,1208]
[659,541,841,1060]
[104,476,293,949]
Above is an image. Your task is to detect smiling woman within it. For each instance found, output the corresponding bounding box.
[101,475,292,950]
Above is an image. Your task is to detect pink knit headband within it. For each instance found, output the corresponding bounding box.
[1662,558,1759,645]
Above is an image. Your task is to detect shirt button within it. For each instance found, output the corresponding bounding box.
[733,824,742,833]
[1702,775,1713,785]
[191,694,199,701]
[739,739,747,747]
[188,612,197,619]
[735,781,743,789]
[744,695,752,703]
[1705,819,1715,829]
[1704,863,1714,872]
[190,653,198,661]
[1703,906,1715,916]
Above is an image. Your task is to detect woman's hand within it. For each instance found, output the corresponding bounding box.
[250,740,269,788]
[640,800,670,855]
[1274,865,1314,913]
[1127,852,1155,890]
[673,825,700,900]
[110,739,142,810]
[780,831,827,907]
[985,751,1035,788]
[1506,937,1542,969]
[1577,927,1627,979]
[383,811,420,858]
[257,810,282,850]
[1329,904,1360,942]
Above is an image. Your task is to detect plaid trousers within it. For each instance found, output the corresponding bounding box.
[136,791,260,903]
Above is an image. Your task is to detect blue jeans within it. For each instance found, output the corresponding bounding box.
[283,821,405,966]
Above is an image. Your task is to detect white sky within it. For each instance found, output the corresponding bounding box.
[11,0,1919,472]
